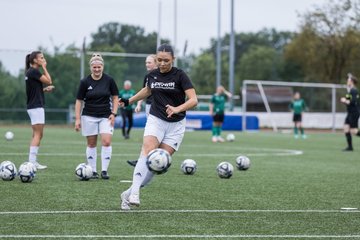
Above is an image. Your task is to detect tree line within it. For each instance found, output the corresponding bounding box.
[1,0,359,109]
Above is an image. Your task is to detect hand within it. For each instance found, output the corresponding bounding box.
[75,119,81,132]
[108,114,115,127]
[119,98,129,107]
[41,58,47,68]
[43,85,55,92]
[340,97,347,104]
[135,105,141,113]
[166,105,179,118]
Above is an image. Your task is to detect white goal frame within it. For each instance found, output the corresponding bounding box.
[241,80,347,132]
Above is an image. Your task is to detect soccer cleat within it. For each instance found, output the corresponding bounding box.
[212,136,218,143]
[127,160,138,167]
[101,171,110,180]
[91,172,99,179]
[120,191,131,210]
[129,193,140,206]
[342,147,354,152]
[33,162,47,170]
[302,134,307,139]
[217,136,225,143]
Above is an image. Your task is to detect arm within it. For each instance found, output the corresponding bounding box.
[39,60,52,85]
[119,87,151,107]
[135,100,143,113]
[209,102,214,116]
[166,88,198,118]
[74,99,83,132]
[108,95,119,127]
[223,88,232,98]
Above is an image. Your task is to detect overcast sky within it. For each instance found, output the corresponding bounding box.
[0,0,326,75]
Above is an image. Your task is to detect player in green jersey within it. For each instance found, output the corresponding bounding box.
[209,85,232,142]
[119,80,136,139]
[289,92,307,139]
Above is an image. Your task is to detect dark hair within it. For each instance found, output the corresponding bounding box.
[25,51,42,71]
[157,43,174,57]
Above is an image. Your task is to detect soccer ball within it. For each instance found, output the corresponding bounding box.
[216,161,234,179]
[146,148,172,174]
[181,159,197,175]
[0,161,17,181]
[235,155,251,171]
[18,162,36,183]
[4,131,14,141]
[226,133,235,142]
[75,163,93,181]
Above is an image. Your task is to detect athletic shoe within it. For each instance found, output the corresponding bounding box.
[129,193,140,206]
[294,135,299,139]
[342,147,354,152]
[101,171,110,180]
[302,134,307,139]
[217,136,225,143]
[33,162,47,170]
[127,160,138,167]
[91,172,99,179]
[212,136,218,143]
[120,191,131,210]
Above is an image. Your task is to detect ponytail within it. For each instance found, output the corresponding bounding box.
[25,51,42,71]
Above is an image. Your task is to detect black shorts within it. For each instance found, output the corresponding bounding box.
[213,113,225,123]
[293,113,302,122]
[345,112,360,128]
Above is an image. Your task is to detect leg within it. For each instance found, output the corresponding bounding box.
[126,110,133,137]
[86,135,98,177]
[29,124,47,169]
[100,133,112,179]
[121,109,126,138]
[343,124,353,151]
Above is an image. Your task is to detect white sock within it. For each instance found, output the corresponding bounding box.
[86,147,97,172]
[101,146,112,172]
[141,170,154,187]
[29,146,39,163]
[130,154,149,196]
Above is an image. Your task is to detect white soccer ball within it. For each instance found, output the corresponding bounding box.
[146,148,172,174]
[226,133,235,142]
[18,162,36,183]
[235,155,251,171]
[75,163,93,181]
[216,161,234,179]
[0,161,17,181]
[181,159,197,175]
[4,131,14,141]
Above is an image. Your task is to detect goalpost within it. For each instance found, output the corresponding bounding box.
[241,80,347,132]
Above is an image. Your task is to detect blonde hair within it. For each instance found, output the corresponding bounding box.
[89,52,104,66]
[124,80,132,86]
[147,54,157,64]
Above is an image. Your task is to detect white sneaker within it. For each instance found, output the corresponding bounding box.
[217,136,225,143]
[212,136,218,143]
[120,191,131,210]
[33,162,47,170]
[129,193,140,207]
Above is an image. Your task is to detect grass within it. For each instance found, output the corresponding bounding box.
[0,125,359,239]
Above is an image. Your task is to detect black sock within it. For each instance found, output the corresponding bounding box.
[345,132,353,149]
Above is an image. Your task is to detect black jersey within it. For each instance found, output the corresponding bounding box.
[142,75,153,105]
[25,67,45,109]
[76,73,119,118]
[345,87,359,114]
[146,67,194,122]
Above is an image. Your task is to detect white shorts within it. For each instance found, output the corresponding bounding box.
[81,115,114,137]
[144,114,186,151]
[27,108,45,125]
[145,104,151,118]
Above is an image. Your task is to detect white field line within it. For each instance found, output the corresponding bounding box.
[0,209,359,215]
[1,234,360,238]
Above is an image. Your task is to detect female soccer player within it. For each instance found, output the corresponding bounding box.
[289,92,307,139]
[119,44,198,210]
[25,51,54,170]
[75,53,119,179]
[341,74,360,151]
[119,80,136,139]
[209,85,232,143]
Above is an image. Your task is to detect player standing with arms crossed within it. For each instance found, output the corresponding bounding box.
[75,53,119,179]
[341,74,360,151]
[25,51,54,170]
[289,92,307,139]
[119,44,198,210]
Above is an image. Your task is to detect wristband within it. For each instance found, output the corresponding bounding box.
[111,112,117,117]
[121,98,129,107]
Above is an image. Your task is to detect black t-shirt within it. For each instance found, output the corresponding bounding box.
[142,75,153,105]
[76,73,119,118]
[25,67,45,109]
[146,67,194,122]
[346,87,359,114]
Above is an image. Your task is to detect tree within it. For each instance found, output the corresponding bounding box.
[285,0,360,83]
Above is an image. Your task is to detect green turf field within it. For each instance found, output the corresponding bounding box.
[0,125,359,239]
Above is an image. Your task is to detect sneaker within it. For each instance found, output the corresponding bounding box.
[120,191,131,210]
[127,160,138,167]
[217,136,225,143]
[342,147,354,152]
[294,135,299,139]
[91,172,99,179]
[302,134,307,139]
[124,134,130,140]
[212,136,218,143]
[129,193,140,207]
[33,162,47,170]
[101,171,110,180]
